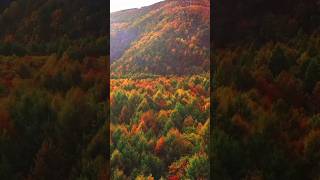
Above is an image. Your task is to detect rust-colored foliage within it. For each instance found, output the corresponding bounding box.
[155,136,165,154]
[168,175,180,180]
[168,158,188,179]
[111,75,210,179]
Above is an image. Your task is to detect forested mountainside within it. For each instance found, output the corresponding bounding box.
[212,0,320,179]
[0,0,107,56]
[110,0,210,76]
[212,34,320,179]
[110,75,210,179]
[213,0,320,47]
[0,55,108,180]
[110,0,210,179]
[0,0,108,179]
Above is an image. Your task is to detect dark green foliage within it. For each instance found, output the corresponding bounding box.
[111,75,210,179]
[0,0,108,179]
[140,153,164,179]
[171,103,187,129]
[213,31,320,179]
[213,0,320,46]
[0,0,107,56]
[0,42,26,56]
[0,82,5,95]
[186,155,209,179]
[269,47,290,76]
[0,55,107,179]
[304,56,320,92]
[66,46,85,61]
[211,129,247,179]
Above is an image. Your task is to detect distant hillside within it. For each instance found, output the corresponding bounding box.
[213,0,320,47]
[110,0,210,76]
[0,0,107,56]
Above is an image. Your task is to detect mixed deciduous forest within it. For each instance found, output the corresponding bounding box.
[0,0,107,57]
[0,0,108,179]
[110,0,210,179]
[213,35,320,179]
[3,0,320,179]
[212,0,320,179]
[111,75,210,179]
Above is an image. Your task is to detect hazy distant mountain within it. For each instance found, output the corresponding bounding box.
[110,0,210,76]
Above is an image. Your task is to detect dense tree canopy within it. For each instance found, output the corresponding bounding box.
[0,0,107,56]
[212,32,320,179]
[0,54,108,179]
[110,75,210,179]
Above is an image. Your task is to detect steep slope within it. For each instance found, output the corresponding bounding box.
[110,0,210,76]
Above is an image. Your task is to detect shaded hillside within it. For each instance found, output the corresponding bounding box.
[0,55,108,180]
[212,0,320,179]
[110,0,210,76]
[213,0,320,47]
[0,1,108,179]
[212,31,320,180]
[0,0,107,56]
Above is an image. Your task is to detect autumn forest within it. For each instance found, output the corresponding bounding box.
[0,0,107,179]
[212,0,320,179]
[110,0,210,179]
[0,0,320,179]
